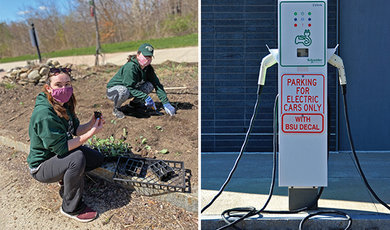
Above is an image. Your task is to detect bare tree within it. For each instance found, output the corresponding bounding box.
[0,0,198,59]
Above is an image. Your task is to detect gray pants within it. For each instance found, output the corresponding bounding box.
[31,146,103,214]
[106,82,154,108]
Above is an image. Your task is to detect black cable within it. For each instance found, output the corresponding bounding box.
[204,83,376,230]
[201,85,264,214]
[217,92,351,230]
[299,210,352,230]
[217,94,279,230]
[341,85,390,211]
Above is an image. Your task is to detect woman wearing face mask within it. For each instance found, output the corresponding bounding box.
[106,43,176,119]
[27,67,105,222]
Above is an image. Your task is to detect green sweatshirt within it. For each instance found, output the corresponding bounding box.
[106,57,169,104]
[27,92,80,168]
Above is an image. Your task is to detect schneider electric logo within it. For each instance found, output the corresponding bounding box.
[307,58,323,64]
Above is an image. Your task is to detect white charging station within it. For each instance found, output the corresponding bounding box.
[278,0,328,187]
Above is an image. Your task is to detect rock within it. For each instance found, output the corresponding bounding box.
[39,77,47,84]
[46,60,53,66]
[27,70,41,81]
[52,60,60,66]
[39,67,49,76]
[26,60,37,67]
[18,80,28,85]
[11,69,19,77]
[19,73,28,80]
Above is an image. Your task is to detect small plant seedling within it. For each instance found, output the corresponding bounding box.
[141,137,147,145]
[155,126,163,131]
[86,135,132,159]
[159,149,169,154]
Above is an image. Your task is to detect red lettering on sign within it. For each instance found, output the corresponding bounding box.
[281,74,325,134]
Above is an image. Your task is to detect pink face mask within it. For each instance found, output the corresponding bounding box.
[51,87,73,103]
[137,53,152,67]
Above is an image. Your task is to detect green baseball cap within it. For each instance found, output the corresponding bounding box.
[138,43,154,56]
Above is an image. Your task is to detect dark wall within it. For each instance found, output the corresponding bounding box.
[338,0,390,151]
[201,0,338,152]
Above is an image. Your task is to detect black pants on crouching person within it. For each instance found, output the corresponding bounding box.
[30,146,103,214]
[106,81,154,118]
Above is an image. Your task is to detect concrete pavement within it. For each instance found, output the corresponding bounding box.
[0,46,198,73]
[201,152,390,229]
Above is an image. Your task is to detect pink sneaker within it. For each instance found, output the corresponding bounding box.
[60,205,98,222]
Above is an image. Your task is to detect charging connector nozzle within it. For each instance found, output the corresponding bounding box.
[258,53,277,86]
[328,54,347,86]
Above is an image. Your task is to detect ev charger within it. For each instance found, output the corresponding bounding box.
[278,0,328,187]
[258,0,344,211]
[260,0,343,210]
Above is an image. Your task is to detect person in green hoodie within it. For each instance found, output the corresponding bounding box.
[106,43,176,119]
[27,67,105,222]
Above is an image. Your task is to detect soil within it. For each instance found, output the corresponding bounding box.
[0,145,198,229]
[0,61,198,228]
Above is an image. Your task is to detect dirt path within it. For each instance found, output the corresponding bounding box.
[0,145,198,230]
[0,46,198,73]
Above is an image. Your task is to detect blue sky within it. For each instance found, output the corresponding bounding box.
[0,0,70,23]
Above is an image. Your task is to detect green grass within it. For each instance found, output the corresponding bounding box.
[0,33,198,64]
[1,82,16,89]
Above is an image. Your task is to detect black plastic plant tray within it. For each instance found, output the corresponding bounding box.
[114,157,144,177]
[149,160,175,182]
[112,156,187,192]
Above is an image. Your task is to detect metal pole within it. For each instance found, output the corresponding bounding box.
[91,0,101,66]
[31,23,42,63]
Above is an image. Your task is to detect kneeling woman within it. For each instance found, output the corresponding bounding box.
[27,67,104,222]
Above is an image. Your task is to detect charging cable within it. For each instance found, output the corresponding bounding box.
[329,54,390,211]
[217,94,279,229]
[341,85,390,211]
[216,95,351,230]
[202,54,385,230]
[201,85,264,214]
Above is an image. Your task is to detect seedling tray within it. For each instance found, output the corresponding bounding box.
[115,157,144,177]
[149,160,175,182]
[113,156,186,192]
